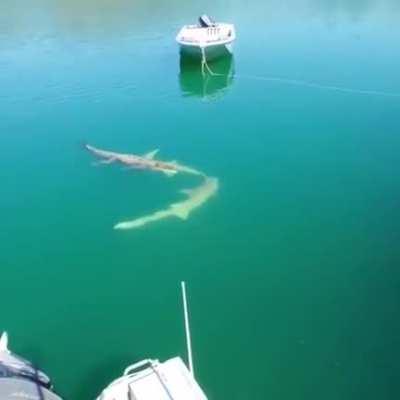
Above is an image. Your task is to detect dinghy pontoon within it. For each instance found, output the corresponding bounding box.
[0,332,64,400]
[176,15,236,61]
[96,282,208,400]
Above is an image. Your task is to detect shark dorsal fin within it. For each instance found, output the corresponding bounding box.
[143,149,159,160]
[0,332,9,352]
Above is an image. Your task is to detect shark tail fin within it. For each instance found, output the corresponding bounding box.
[0,332,9,352]
[143,149,160,160]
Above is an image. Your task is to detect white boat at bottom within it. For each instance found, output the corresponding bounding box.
[176,15,236,60]
[96,282,208,400]
[97,358,206,400]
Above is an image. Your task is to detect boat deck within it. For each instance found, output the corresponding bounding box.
[176,23,235,47]
[98,358,207,400]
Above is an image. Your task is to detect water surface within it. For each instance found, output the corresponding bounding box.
[1,1,400,399]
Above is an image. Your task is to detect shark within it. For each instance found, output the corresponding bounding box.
[114,177,219,230]
[85,144,203,177]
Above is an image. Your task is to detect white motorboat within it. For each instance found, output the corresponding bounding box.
[96,282,208,400]
[176,15,236,61]
[97,358,206,400]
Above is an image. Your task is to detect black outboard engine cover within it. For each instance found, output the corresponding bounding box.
[0,333,64,400]
[199,14,215,28]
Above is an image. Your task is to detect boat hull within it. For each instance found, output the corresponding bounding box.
[97,358,207,400]
[179,42,233,61]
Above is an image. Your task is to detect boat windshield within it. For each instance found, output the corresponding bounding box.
[198,15,215,28]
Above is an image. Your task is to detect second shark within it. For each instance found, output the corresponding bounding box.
[114,177,219,230]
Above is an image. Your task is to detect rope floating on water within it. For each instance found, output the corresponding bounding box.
[199,49,400,98]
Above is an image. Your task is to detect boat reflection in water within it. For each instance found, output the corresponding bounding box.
[179,54,234,101]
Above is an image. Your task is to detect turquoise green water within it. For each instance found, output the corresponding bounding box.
[1,1,400,399]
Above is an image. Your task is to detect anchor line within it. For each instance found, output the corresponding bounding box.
[201,47,219,77]
[198,56,400,98]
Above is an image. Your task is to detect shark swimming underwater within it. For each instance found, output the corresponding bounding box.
[85,144,203,177]
[114,177,219,230]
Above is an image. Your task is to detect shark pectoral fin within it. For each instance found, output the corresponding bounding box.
[163,170,177,177]
[143,149,160,160]
[0,332,9,352]
[100,157,116,164]
[180,188,193,196]
[92,158,114,167]
[172,206,189,220]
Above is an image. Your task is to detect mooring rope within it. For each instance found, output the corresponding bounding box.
[199,49,400,98]
[201,47,219,77]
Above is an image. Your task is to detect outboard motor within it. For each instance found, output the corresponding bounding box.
[0,332,64,400]
[198,15,215,28]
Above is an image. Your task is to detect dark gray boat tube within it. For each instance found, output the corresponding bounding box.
[0,332,64,400]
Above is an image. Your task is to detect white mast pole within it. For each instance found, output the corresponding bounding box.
[181,281,194,376]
